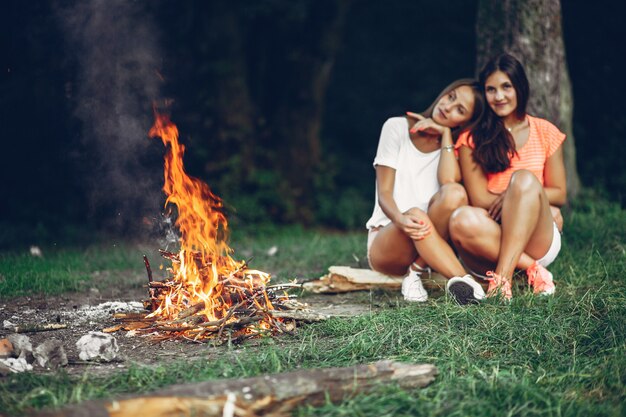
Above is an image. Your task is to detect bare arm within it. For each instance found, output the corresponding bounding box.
[376,165,431,239]
[437,127,461,184]
[543,144,567,206]
[376,165,405,225]
[458,145,499,209]
[406,112,460,184]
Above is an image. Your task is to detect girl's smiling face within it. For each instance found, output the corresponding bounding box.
[484,70,518,118]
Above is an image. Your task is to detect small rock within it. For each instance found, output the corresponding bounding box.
[7,334,34,362]
[76,332,119,362]
[0,357,33,375]
[266,246,278,256]
[3,320,16,330]
[29,246,43,257]
[0,339,14,359]
[33,339,68,369]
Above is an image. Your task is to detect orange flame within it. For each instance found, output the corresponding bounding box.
[147,110,272,327]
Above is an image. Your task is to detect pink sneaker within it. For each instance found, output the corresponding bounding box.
[486,271,512,300]
[526,262,556,295]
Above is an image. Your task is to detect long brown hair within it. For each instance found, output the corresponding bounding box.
[408,78,485,141]
[472,53,530,173]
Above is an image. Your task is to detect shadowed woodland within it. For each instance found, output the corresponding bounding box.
[1,0,625,247]
[1,2,625,416]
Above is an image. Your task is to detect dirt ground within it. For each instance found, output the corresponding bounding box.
[0,269,412,378]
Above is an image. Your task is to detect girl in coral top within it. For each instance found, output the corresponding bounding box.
[366,79,484,302]
[445,53,567,304]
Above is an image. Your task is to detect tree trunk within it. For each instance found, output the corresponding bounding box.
[476,0,581,199]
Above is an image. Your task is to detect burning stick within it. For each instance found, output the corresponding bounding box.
[15,323,67,333]
[143,255,158,311]
[142,255,153,283]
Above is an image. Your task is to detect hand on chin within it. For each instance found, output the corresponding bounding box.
[421,127,441,136]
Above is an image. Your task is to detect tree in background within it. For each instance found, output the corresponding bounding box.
[476,0,581,198]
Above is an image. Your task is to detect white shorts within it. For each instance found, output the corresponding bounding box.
[536,222,561,268]
[366,227,381,269]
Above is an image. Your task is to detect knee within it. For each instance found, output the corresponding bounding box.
[405,207,431,225]
[436,183,468,210]
[449,206,485,241]
[508,170,541,195]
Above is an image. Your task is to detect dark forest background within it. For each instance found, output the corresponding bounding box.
[1,0,625,249]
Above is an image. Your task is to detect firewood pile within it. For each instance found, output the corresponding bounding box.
[103,251,327,344]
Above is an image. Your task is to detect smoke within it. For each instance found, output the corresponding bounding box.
[58,0,165,237]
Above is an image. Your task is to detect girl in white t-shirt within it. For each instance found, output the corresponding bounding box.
[366,79,484,302]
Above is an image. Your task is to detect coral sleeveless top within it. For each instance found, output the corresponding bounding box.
[456,115,566,194]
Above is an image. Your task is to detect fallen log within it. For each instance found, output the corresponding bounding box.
[303,266,448,293]
[35,360,437,417]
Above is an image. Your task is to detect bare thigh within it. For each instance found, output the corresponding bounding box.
[368,223,417,276]
[450,206,502,276]
[514,186,555,260]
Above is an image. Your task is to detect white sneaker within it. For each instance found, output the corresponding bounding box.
[446,274,486,305]
[402,269,428,302]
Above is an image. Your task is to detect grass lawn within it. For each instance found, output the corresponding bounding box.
[0,195,624,416]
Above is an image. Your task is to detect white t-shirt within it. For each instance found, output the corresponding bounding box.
[365,117,441,229]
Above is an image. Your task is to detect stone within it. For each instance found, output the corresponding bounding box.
[76,331,119,362]
[7,334,34,362]
[33,339,68,369]
[0,357,33,375]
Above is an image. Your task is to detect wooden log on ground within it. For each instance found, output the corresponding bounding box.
[303,266,448,293]
[35,360,437,417]
[269,309,329,323]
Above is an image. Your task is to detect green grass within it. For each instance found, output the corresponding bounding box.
[0,195,625,416]
[0,244,143,298]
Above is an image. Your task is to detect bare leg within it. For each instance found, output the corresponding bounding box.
[410,183,468,270]
[369,207,467,278]
[449,206,537,275]
[427,183,468,241]
[495,170,554,279]
[368,223,418,276]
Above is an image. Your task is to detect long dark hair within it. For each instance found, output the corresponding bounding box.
[471,53,530,173]
[408,78,485,141]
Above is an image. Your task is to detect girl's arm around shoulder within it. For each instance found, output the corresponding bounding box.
[458,145,498,209]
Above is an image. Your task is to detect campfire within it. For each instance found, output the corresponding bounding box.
[107,110,318,343]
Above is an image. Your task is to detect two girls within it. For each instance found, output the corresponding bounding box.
[367,53,567,305]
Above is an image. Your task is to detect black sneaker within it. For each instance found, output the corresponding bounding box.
[446,274,486,305]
